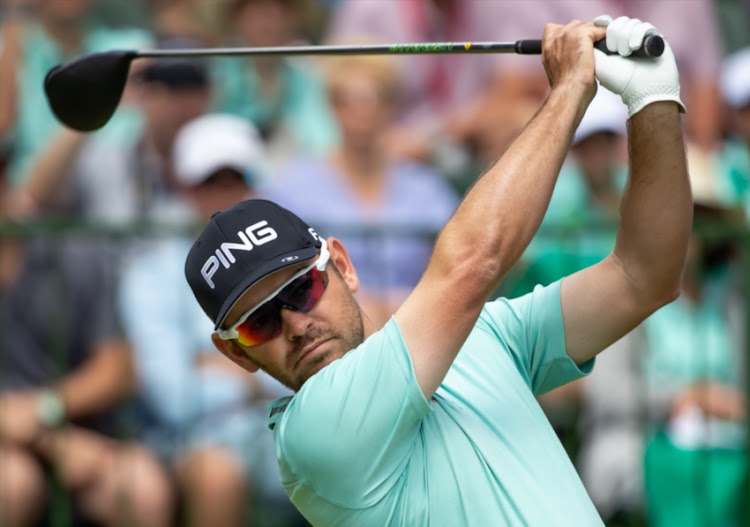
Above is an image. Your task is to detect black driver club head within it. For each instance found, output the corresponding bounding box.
[44,50,137,132]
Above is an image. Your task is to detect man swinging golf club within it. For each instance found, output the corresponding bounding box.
[185,15,690,526]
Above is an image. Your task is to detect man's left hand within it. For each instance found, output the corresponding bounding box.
[593,15,686,117]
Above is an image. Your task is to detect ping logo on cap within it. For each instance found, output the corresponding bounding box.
[201,220,278,289]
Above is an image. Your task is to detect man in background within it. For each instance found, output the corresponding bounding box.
[120,113,303,527]
[0,170,172,527]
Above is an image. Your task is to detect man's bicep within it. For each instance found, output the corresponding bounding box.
[561,255,654,365]
[394,267,488,399]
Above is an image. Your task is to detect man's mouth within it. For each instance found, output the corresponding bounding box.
[295,338,332,368]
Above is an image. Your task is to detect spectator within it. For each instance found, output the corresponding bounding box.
[119,113,301,527]
[261,52,459,327]
[640,188,746,527]
[326,1,722,173]
[211,0,338,166]
[475,0,724,167]
[538,164,747,526]
[90,0,230,45]
[535,128,746,527]
[148,0,224,44]
[0,0,152,188]
[0,175,173,526]
[10,44,213,225]
[711,0,750,61]
[716,46,750,217]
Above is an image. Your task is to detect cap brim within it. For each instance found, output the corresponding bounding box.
[213,245,319,330]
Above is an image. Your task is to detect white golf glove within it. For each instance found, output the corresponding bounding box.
[593,15,686,118]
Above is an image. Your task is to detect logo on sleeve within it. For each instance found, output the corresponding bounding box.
[268,396,293,430]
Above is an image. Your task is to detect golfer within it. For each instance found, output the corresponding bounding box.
[185,15,690,526]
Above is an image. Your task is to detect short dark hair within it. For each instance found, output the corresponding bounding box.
[198,168,247,188]
[135,38,209,90]
[136,60,208,90]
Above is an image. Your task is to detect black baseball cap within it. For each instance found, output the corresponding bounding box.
[185,199,322,330]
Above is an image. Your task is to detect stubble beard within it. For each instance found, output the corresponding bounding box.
[260,291,366,392]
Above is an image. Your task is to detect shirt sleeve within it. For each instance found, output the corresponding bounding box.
[274,319,431,508]
[478,280,594,396]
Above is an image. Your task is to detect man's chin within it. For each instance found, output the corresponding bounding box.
[312,351,340,373]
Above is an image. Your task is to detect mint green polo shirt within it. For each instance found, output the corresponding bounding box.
[268,280,602,526]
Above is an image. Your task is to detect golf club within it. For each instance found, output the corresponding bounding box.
[44,35,664,133]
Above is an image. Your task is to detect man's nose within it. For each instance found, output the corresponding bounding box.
[279,306,313,340]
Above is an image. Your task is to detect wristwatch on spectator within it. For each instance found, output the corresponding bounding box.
[36,389,66,428]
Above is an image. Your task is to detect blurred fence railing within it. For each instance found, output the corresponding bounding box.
[0,216,748,527]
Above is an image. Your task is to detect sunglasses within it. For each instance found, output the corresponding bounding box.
[217,240,330,347]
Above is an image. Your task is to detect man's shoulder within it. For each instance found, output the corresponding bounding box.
[267,320,431,512]
[268,319,414,429]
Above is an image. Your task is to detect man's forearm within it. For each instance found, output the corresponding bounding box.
[19,129,86,209]
[614,102,691,302]
[57,340,135,420]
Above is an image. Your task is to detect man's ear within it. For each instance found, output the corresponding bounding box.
[211,333,260,373]
[327,237,360,293]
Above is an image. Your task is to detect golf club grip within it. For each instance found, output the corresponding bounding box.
[514,34,664,57]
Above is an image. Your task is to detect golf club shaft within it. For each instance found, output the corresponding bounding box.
[43,34,664,132]
[135,40,543,58]
[133,33,663,59]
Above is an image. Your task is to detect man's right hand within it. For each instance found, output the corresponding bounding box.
[540,19,606,105]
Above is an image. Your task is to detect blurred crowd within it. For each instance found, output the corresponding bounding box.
[0,1,748,526]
